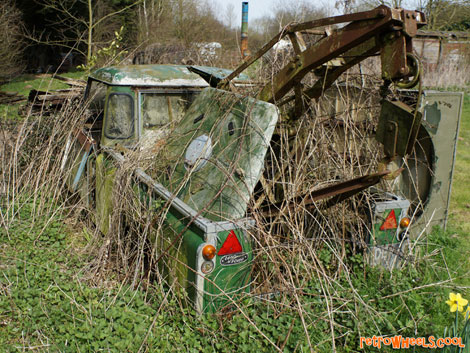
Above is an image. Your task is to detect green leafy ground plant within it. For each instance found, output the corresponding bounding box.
[1,199,469,352]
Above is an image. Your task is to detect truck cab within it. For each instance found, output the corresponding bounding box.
[64,64,278,313]
[85,65,214,150]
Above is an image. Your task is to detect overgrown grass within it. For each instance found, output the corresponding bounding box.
[0,71,85,120]
[0,199,468,352]
[0,71,85,96]
[450,94,470,233]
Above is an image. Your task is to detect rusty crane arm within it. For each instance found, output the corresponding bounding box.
[220,5,425,115]
[220,5,426,212]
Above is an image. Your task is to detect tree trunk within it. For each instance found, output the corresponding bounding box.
[87,0,93,64]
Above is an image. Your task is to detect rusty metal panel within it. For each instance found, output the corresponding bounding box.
[258,171,391,216]
[414,31,470,69]
[311,85,462,236]
[376,100,422,157]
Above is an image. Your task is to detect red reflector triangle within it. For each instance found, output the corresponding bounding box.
[217,230,242,255]
[380,209,398,230]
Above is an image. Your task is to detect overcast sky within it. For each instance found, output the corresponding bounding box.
[210,0,339,25]
[210,0,422,26]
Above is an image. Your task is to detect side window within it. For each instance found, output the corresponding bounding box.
[86,80,107,113]
[105,93,134,139]
[84,81,108,143]
[141,92,196,128]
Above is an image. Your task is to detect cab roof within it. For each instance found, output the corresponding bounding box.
[90,64,249,87]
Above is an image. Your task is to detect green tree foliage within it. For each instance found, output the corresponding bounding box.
[20,0,241,67]
[132,0,327,57]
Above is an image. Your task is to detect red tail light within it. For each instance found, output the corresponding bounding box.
[217,230,242,255]
[380,209,398,231]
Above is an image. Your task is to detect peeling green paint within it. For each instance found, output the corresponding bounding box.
[95,153,117,235]
[393,91,464,234]
[422,101,441,135]
[88,84,278,313]
[431,181,442,192]
[203,229,253,312]
[159,87,278,221]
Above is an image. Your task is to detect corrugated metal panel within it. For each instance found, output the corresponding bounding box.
[413,30,470,69]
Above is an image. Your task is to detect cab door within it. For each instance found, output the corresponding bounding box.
[96,86,136,234]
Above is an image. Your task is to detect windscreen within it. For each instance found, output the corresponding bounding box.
[105,93,134,139]
[141,92,197,128]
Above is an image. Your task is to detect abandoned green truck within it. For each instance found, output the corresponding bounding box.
[63,64,277,313]
[62,6,464,313]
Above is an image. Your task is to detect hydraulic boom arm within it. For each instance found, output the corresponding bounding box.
[220,5,427,212]
[220,5,426,117]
